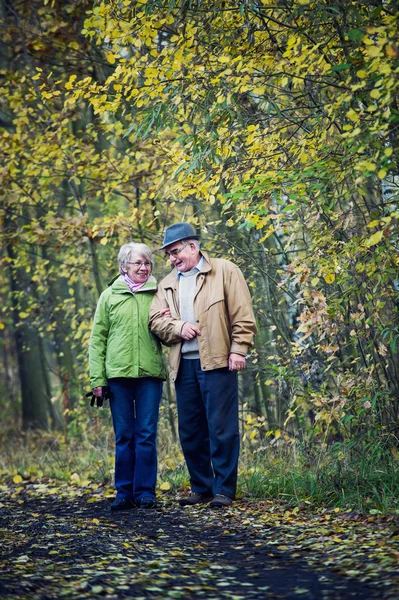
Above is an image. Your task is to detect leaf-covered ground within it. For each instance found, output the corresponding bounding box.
[1,481,399,599]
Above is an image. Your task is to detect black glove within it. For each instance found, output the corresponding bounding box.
[86,386,111,407]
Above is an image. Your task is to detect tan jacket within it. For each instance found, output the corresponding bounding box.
[149,251,257,381]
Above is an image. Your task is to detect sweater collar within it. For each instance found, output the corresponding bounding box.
[177,255,204,279]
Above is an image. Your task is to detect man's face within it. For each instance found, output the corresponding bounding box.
[165,240,201,272]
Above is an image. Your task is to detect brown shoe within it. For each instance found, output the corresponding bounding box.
[209,494,233,508]
[178,492,213,506]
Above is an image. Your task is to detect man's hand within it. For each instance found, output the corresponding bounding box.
[229,353,246,371]
[181,323,201,340]
[93,386,103,398]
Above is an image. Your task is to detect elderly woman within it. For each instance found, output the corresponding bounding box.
[89,242,166,511]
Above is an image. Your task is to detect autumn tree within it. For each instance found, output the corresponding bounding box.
[75,0,399,449]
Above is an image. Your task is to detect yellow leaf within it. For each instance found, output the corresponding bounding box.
[365,230,383,247]
[0,323,4,330]
[311,277,320,286]
[324,273,335,284]
[159,481,171,491]
[265,379,273,386]
[299,153,308,164]
[377,169,387,179]
[386,44,397,57]
[19,312,29,319]
[249,430,257,440]
[65,74,77,90]
[346,109,359,123]
[13,475,23,484]
[107,53,117,64]
[384,148,393,157]
[356,70,368,79]
[370,89,380,99]
[274,429,281,439]
[367,220,379,228]
[92,518,100,524]
[365,46,381,58]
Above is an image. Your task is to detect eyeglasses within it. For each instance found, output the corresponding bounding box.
[164,241,190,259]
[127,261,152,268]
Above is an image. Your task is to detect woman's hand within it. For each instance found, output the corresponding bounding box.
[160,307,171,318]
[93,386,103,398]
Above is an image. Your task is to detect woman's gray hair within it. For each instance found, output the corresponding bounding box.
[118,242,154,273]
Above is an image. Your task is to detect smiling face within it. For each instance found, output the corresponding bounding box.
[165,240,201,272]
[124,252,152,284]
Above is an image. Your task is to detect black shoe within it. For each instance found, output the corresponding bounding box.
[111,497,135,511]
[209,494,233,508]
[178,492,213,507]
[139,496,157,509]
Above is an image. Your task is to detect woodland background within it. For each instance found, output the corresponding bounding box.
[0,0,398,512]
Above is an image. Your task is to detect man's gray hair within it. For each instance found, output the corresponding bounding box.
[118,242,154,273]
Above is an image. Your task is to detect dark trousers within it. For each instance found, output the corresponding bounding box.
[108,377,162,503]
[175,359,239,499]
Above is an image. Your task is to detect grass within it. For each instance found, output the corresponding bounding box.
[237,447,399,514]
[1,421,398,515]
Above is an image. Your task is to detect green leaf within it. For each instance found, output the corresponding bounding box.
[347,28,364,42]
[330,63,351,72]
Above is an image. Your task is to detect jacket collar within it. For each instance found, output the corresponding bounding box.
[163,251,212,290]
[109,274,158,294]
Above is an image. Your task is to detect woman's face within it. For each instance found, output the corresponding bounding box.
[125,252,152,284]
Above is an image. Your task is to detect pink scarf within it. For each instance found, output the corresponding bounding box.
[122,273,146,293]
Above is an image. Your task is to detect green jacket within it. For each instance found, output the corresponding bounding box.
[89,275,167,387]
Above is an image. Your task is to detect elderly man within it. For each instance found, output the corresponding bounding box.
[149,223,257,508]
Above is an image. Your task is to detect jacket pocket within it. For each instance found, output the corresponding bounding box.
[203,299,231,358]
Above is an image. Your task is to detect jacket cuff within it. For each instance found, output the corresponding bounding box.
[174,320,187,337]
[90,379,107,388]
[230,343,248,356]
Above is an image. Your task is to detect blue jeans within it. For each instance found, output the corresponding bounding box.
[175,359,239,499]
[108,377,162,503]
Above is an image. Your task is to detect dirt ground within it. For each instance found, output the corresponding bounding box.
[1,484,399,599]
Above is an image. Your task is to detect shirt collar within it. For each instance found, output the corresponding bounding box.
[178,255,204,278]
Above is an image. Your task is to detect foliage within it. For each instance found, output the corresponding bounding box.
[75,0,399,448]
[0,0,398,475]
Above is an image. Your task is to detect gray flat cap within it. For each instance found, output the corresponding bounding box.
[160,222,200,250]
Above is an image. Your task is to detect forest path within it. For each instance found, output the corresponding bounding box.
[1,483,398,599]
